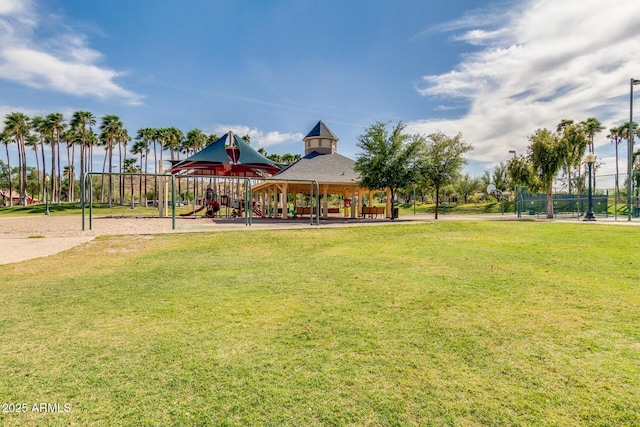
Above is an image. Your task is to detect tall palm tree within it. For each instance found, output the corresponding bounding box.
[184,128,206,200]
[44,113,65,205]
[70,111,96,202]
[123,158,139,208]
[100,115,123,208]
[582,117,605,190]
[1,131,13,206]
[163,127,183,197]
[4,112,30,206]
[582,117,605,154]
[118,127,131,205]
[31,115,48,202]
[25,133,41,201]
[607,126,623,199]
[135,128,155,206]
[131,139,149,206]
[619,121,639,197]
[61,128,80,202]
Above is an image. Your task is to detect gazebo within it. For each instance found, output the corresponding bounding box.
[252,121,391,219]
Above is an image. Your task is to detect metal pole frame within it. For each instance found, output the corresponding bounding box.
[82,171,180,231]
[628,78,640,220]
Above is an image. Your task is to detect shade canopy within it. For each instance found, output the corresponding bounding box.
[171,132,282,177]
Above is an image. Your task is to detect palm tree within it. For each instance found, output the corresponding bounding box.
[185,128,206,157]
[608,126,623,199]
[205,133,218,147]
[135,128,155,206]
[70,111,96,202]
[619,121,639,199]
[582,117,605,190]
[62,128,81,202]
[123,158,139,208]
[100,115,123,208]
[1,131,13,206]
[44,113,65,205]
[25,133,41,201]
[4,112,30,206]
[119,128,132,205]
[184,128,206,200]
[582,117,605,154]
[131,139,149,206]
[30,116,49,202]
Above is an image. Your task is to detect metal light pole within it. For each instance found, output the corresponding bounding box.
[584,153,596,221]
[628,78,640,221]
[44,174,50,216]
[509,150,517,215]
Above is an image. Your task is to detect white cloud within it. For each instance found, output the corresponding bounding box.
[0,0,142,105]
[213,124,304,149]
[408,0,640,174]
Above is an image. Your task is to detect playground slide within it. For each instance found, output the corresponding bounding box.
[179,205,206,217]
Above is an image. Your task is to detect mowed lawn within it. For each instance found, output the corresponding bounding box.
[1,221,639,426]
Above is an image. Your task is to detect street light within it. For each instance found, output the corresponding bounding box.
[44,174,50,216]
[584,153,596,221]
[628,78,640,221]
[509,150,517,216]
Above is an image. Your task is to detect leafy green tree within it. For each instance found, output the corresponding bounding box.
[417,131,473,219]
[455,173,481,204]
[557,121,589,194]
[510,128,571,219]
[355,121,424,220]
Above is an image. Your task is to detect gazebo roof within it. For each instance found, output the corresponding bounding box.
[274,151,359,183]
[304,120,338,140]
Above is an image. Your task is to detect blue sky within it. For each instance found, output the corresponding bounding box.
[1,0,639,182]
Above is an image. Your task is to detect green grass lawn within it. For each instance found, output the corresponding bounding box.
[1,222,639,426]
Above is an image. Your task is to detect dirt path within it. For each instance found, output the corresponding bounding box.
[0,214,417,265]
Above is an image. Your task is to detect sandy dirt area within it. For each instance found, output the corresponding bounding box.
[0,215,232,265]
[0,214,419,265]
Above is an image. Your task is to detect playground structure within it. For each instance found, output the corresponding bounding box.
[81,172,257,230]
[80,170,326,230]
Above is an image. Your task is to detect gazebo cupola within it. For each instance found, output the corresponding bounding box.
[303,120,339,156]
